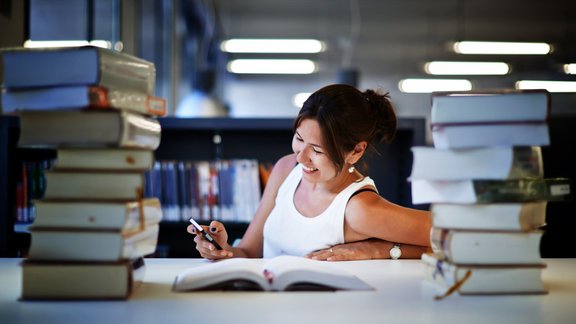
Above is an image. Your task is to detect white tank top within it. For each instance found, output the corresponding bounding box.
[263,164,376,258]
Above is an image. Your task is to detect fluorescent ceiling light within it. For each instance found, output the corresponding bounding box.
[221,39,325,53]
[398,79,472,93]
[564,64,576,74]
[292,92,311,108]
[24,40,112,49]
[425,61,510,75]
[453,41,551,55]
[227,59,317,74]
[516,80,576,93]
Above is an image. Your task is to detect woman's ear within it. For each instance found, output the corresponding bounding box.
[354,141,368,154]
[348,141,368,164]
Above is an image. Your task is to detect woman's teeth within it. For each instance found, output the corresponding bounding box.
[303,166,318,172]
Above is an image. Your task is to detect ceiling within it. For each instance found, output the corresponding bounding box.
[214,0,576,83]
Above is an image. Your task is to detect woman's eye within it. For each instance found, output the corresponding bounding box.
[312,149,323,154]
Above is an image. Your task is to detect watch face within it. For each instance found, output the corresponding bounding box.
[390,245,401,259]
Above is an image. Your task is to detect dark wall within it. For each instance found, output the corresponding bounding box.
[541,116,576,258]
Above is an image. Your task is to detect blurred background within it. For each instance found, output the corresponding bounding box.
[1,0,575,257]
[1,0,575,125]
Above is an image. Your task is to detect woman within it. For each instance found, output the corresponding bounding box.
[188,84,431,261]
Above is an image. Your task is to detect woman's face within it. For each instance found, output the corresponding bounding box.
[292,118,341,183]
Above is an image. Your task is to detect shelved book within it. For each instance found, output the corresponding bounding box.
[430,90,550,149]
[17,110,161,149]
[33,198,162,234]
[21,257,146,300]
[411,177,572,204]
[430,228,543,265]
[147,159,262,222]
[421,253,547,296]
[409,146,543,180]
[28,223,159,261]
[1,46,156,95]
[2,85,166,116]
[173,255,373,292]
[431,202,547,231]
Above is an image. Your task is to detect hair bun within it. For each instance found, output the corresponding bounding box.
[362,89,397,144]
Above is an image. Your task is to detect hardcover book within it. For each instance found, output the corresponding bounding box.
[17,110,161,150]
[21,257,146,300]
[430,228,543,265]
[173,255,373,292]
[421,253,546,296]
[411,177,572,204]
[431,202,547,231]
[431,122,550,149]
[2,85,166,116]
[42,171,147,201]
[430,89,550,125]
[54,148,155,171]
[1,46,155,95]
[28,224,159,261]
[409,146,543,180]
[33,198,162,233]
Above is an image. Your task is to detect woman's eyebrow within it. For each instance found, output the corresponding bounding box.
[295,130,323,150]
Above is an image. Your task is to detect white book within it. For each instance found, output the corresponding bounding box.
[410,146,543,180]
[32,198,162,233]
[430,228,543,265]
[28,224,159,261]
[431,90,549,124]
[431,202,547,231]
[421,253,546,295]
[54,148,155,171]
[43,171,146,201]
[411,178,572,204]
[432,123,550,149]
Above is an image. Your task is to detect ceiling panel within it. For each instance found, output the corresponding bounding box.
[214,0,576,79]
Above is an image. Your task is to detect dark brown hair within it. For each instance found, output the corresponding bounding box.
[293,84,397,172]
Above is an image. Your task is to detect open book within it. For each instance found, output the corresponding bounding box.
[172,255,374,292]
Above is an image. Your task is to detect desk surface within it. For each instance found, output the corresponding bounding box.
[1,258,575,324]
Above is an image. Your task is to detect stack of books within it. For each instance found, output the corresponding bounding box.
[0,46,166,300]
[409,89,572,298]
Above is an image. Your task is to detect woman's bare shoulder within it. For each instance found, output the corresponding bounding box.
[258,154,297,199]
[271,154,298,180]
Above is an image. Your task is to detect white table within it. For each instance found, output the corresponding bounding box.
[1,258,575,324]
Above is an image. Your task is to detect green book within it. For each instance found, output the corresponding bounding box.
[412,178,572,204]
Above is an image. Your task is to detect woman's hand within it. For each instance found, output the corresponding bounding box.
[187,220,233,260]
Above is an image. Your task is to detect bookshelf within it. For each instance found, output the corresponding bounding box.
[0,115,427,257]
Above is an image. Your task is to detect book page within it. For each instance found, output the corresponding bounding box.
[264,256,373,291]
[172,258,268,291]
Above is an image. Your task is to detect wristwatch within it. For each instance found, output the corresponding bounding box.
[389,243,402,260]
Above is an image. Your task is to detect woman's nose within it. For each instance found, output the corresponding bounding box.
[295,145,311,162]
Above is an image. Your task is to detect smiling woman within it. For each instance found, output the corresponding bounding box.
[188,84,432,261]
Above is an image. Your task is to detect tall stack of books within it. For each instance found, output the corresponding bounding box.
[409,90,572,298]
[0,46,166,300]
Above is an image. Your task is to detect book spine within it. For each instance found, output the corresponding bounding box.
[90,87,166,116]
[98,48,156,95]
[508,147,543,179]
[118,111,162,150]
[473,178,573,203]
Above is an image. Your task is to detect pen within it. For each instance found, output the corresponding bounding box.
[189,218,223,250]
